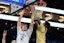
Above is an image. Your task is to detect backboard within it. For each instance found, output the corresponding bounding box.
[0,0,36,6]
[0,0,37,13]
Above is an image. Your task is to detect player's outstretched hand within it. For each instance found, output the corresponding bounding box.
[19,9,25,15]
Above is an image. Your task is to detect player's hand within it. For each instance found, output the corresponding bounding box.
[30,5,35,8]
[30,5,35,11]
[19,9,25,15]
[30,5,35,15]
[3,30,7,37]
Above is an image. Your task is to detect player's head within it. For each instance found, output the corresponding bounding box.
[11,40,16,43]
[21,23,28,31]
[35,19,41,25]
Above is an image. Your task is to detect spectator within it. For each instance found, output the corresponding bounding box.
[2,30,16,43]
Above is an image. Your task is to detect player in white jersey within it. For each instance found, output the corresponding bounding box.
[16,6,34,43]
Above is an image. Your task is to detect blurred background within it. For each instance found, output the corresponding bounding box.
[0,0,64,43]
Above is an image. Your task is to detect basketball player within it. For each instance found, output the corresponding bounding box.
[35,20,47,43]
[16,7,34,43]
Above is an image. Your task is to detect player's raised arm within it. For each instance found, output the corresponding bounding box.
[29,5,35,28]
[17,10,25,28]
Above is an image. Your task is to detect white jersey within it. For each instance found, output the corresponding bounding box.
[16,26,33,43]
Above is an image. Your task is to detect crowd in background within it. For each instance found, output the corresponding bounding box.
[0,19,64,43]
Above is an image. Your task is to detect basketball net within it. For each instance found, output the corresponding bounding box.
[34,7,43,20]
[35,10,43,20]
